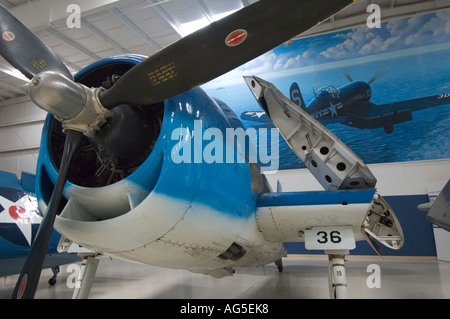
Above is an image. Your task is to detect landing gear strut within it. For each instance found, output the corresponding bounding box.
[326,250,349,299]
[72,254,100,299]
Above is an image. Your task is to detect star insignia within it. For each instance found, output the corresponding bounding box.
[0,188,42,246]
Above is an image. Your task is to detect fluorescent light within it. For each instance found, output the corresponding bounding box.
[0,66,29,82]
[179,8,242,36]
[213,9,240,21]
[179,17,210,36]
[0,64,75,83]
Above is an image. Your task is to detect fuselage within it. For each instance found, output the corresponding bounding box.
[306,81,372,122]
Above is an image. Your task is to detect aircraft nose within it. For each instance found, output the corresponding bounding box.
[365,84,372,99]
[355,81,372,100]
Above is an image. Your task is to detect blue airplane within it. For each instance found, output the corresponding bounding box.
[0,0,406,299]
[0,171,79,284]
[241,77,450,134]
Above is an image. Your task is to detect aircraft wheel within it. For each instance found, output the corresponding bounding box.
[48,277,57,286]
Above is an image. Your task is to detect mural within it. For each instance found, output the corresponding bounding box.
[203,9,450,170]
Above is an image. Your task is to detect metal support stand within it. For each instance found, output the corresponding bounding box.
[72,254,99,299]
[326,250,349,299]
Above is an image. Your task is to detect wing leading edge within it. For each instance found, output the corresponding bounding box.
[256,189,404,252]
[244,76,404,254]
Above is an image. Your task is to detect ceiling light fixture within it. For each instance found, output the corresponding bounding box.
[179,8,241,36]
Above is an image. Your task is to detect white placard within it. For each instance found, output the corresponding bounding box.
[305,226,355,250]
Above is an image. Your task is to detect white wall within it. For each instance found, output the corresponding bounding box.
[264,159,450,196]
[0,98,46,177]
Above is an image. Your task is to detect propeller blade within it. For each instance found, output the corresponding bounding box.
[99,0,354,108]
[344,72,354,83]
[0,6,72,80]
[368,68,387,85]
[11,130,82,299]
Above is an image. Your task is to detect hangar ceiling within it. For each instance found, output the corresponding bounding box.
[0,0,449,105]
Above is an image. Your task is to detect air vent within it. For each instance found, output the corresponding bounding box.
[218,242,247,261]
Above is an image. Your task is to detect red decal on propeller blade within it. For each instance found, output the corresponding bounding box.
[2,31,15,41]
[17,274,27,299]
[225,29,247,47]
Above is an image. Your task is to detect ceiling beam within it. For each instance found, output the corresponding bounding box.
[145,0,184,37]
[0,88,15,99]
[0,79,28,95]
[0,0,14,9]
[81,17,130,54]
[10,0,121,31]
[109,7,162,51]
[0,95,31,108]
[196,0,214,23]
[45,27,102,61]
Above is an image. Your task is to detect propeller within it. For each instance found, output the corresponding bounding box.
[0,0,354,298]
[344,67,389,85]
[344,72,354,83]
[98,0,355,108]
[11,130,82,299]
[0,5,82,299]
[367,68,388,85]
[0,6,72,80]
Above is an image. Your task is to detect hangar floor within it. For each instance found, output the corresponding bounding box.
[1,254,450,299]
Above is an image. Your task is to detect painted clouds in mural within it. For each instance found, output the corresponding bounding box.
[203,9,450,169]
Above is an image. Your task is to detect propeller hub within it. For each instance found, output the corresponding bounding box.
[30,71,113,137]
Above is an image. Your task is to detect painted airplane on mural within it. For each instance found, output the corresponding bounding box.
[0,0,405,299]
[241,75,450,134]
[0,176,80,285]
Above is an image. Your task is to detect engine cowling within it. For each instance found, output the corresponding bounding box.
[35,55,281,270]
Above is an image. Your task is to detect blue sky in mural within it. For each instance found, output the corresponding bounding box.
[203,10,450,169]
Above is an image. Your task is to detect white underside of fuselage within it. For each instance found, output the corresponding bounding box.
[51,189,285,276]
